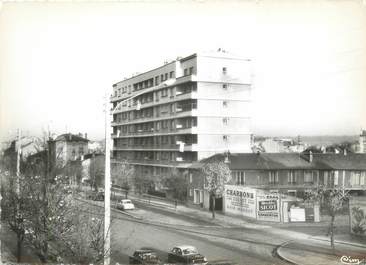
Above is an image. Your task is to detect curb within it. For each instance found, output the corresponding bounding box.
[133,200,225,227]
[309,236,366,249]
[75,197,143,220]
[275,241,298,265]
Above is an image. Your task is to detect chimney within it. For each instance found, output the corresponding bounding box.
[309,151,313,163]
[84,133,87,139]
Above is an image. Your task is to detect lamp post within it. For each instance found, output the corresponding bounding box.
[103,81,171,265]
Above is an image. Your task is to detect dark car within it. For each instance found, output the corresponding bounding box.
[168,246,207,264]
[129,249,161,264]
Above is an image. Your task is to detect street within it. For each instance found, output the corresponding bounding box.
[79,198,290,265]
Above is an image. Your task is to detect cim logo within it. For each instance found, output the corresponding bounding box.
[340,256,365,265]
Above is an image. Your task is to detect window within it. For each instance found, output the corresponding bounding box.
[165,73,168,80]
[269,171,279,184]
[155,76,159,86]
[169,71,174,78]
[79,146,84,156]
[169,87,174,98]
[334,171,339,186]
[288,171,297,184]
[162,120,168,129]
[233,171,245,185]
[189,189,193,197]
[323,171,329,186]
[350,171,361,186]
[223,84,228,90]
[222,67,227,74]
[161,88,168,97]
[223,101,228,108]
[184,68,188,76]
[189,67,194,75]
[361,172,366,186]
[160,74,164,82]
[223,135,228,141]
[287,190,297,197]
[189,173,193,183]
[223,117,229,125]
[304,171,314,184]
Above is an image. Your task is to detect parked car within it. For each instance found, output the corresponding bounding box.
[168,245,207,264]
[117,199,135,210]
[129,249,161,264]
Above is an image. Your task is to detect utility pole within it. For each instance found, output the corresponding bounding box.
[16,129,21,194]
[103,81,169,265]
[104,91,111,265]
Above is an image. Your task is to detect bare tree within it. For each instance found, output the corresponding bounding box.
[56,211,110,265]
[89,154,105,191]
[305,187,349,250]
[201,162,231,219]
[1,172,26,262]
[163,168,187,202]
[112,160,134,198]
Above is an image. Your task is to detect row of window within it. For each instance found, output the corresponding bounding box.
[114,99,197,123]
[183,67,195,76]
[114,151,197,162]
[114,134,198,148]
[114,71,177,98]
[114,117,197,135]
[113,65,229,98]
[232,170,366,186]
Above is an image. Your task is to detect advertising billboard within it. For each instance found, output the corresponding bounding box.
[224,185,256,218]
[256,192,281,222]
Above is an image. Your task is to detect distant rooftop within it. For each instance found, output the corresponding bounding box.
[54,133,88,143]
[191,152,366,171]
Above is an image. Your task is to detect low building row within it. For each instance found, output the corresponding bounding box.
[188,152,366,210]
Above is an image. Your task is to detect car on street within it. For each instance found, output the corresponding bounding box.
[129,249,161,264]
[117,199,135,210]
[168,245,208,264]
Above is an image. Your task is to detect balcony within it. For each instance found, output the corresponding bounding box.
[112,143,197,151]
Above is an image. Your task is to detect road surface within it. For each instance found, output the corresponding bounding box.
[78,199,289,265]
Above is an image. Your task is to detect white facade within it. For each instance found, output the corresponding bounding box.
[111,51,252,183]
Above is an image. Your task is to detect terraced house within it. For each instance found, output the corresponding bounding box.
[189,152,366,209]
[110,50,252,191]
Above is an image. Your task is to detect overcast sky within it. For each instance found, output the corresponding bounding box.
[1,1,365,141]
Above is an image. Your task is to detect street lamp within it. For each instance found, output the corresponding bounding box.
[103,80,172,265]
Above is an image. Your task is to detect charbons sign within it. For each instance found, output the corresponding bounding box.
[224,185,257,219]
[226,189,255,199]
[224,185,281,222]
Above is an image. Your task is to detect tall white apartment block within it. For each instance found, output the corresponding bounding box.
[110,51,252,188]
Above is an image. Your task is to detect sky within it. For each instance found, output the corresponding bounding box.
[0,0,366,142]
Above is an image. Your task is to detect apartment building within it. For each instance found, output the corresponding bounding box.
[111,51,252,190]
